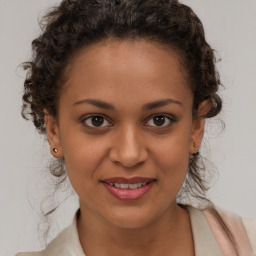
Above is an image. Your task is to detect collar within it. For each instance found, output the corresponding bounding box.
[187,206,224,256]
[46,206,224,256]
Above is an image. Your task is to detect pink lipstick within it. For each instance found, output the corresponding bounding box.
[101,177,155,201]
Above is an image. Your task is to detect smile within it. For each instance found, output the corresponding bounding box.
[107,182,148,189]
[101,177,155,201]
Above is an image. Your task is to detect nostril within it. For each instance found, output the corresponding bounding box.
[108,133,148,167]
[109,146,147,167]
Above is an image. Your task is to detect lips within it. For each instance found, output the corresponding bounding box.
[102,177,155,184]
[101,177,156,201]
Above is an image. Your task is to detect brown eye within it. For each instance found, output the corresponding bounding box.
[145,115,175,127]
[153,115,165,126]
[82,115,112,128]
[91,116,104,126]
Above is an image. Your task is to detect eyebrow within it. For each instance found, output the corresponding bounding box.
[73,98,182,110]
[73,99,115,110]
[142,98,182,110]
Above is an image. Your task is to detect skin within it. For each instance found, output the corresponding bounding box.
[45,39,208,256]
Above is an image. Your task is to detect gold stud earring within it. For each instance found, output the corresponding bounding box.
[193,143,199,156]
[53,148,58,153]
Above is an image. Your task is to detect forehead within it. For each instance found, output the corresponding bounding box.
[60,39,193,109]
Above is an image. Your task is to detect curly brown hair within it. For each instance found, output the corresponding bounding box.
[22,0,223,193]
[22,0,238,253]
[22,0,222,131]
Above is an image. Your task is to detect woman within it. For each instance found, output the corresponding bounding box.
[16,0,256,255]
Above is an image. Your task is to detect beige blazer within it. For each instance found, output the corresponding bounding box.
[16,207,256,256]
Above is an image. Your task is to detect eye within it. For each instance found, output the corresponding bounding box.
[145,114,175,127]
[81,114,112,128]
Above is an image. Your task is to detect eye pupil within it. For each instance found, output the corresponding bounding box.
[153,115,165,126]
[92,116,104,126]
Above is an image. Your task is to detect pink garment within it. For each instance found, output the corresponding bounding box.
[204,209,254,256]
[16,207,256,256]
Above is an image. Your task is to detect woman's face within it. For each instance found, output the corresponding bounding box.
[45,39,205,229]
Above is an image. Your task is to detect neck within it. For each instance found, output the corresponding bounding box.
[77,204,194,256]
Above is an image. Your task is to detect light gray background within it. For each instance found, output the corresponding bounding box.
[1,1,256,255]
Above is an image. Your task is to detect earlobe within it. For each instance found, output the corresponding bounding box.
[190,100,211,155]
[44,109,63,158]
[190,117,205,155]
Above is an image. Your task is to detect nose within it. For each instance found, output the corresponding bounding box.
[109,125,148,168]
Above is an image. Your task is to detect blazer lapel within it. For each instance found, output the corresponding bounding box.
[188,207,224,256]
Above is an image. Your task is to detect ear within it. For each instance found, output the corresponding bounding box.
[190,100,211,154]
[44,109,63,158]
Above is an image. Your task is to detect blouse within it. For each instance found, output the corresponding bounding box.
[16,206,256,256]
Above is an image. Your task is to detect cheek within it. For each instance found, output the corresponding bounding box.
[152,131,191,187]
[156,147,189,184]
[153,129,191,166]
[61,135,107,189]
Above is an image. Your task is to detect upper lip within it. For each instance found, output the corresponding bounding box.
[101,177,156,184]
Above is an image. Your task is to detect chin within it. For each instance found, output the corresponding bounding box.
[104,208,160,230]
[110,217,151,230]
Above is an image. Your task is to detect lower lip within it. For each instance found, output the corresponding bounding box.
[102,182,154,201]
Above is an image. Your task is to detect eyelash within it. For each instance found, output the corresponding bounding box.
[81,114,113,129]
[80,113,176,129]
[145,114,176,128]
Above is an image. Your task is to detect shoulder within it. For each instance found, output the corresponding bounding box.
[242,217,256,253]
[15,209,85,256]
[15,225,72,256]
[15,252,43,256]
[204,206,256,255]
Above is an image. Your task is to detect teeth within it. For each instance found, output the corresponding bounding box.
[120,184,129,189]
[114,183,120,188]
[109,182,148,189]
[128,184,138,189]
